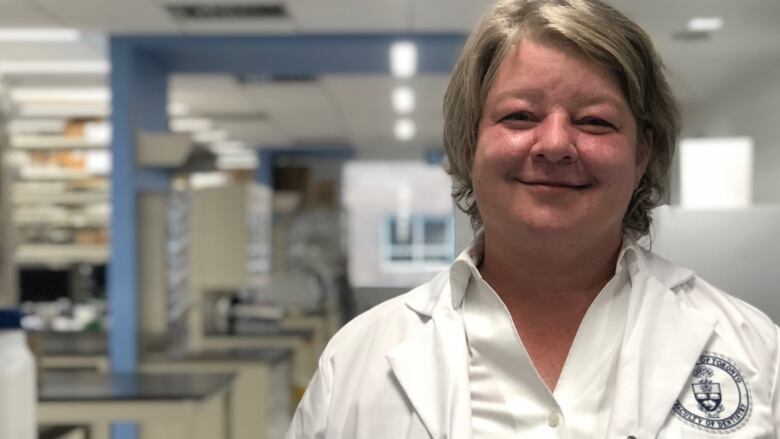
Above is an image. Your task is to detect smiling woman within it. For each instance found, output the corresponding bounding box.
[473,39,647,250]
[287,1,780,438]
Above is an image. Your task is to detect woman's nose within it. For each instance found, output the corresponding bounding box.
[531,115,577,165]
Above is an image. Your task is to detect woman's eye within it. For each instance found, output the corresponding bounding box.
[500,112,536,127]
[578,117,615,130]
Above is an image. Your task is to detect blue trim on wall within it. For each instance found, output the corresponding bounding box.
[111,34,464,75]
[255,146,356,187]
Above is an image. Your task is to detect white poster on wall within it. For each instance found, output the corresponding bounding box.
[679,137,753,209]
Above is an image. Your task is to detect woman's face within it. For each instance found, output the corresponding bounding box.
[473,39,649,242]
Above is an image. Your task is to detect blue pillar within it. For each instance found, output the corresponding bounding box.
[255,150,276,187]
[109,39,169,439]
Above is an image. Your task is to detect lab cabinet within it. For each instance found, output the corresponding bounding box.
[190,183,271,291]
[139,182,272,351]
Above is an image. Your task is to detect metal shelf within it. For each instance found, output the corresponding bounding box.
[10,135,108,150]
[12,191,109,205]
[13,217,108,228]
[18,168,107,181]
[15,244,109,266]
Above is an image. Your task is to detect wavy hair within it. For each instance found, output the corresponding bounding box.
[443,0,680,238]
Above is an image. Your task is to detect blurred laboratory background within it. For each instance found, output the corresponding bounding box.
[0,0,777,438]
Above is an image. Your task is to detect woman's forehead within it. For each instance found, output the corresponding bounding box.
[486,39,629,107]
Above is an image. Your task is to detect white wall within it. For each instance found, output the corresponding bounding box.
[651,206,780,324]
[683,56,780,204]
[663,57,780,324]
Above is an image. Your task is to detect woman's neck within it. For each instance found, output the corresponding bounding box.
[478,228,623,301]
[477,229,624,391]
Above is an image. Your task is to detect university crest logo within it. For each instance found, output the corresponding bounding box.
[672,352,751,433]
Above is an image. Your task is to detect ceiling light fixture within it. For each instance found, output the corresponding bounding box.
[392,86,415,114]
[193,129,228,144]
[687,17,724,32]
[390,41,417,78]
[10,87,110,103]
[0,60,109,75]
[394,119,416,142]
[170,117,213,132]
[216,154,259,170]
[168,102,191,117]
[0,28,80,42]
[209,141,251,155]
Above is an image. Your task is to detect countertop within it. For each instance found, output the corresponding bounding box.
[147,346,293,365]
[39,371,235,402]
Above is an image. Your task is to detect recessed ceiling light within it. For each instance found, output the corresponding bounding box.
[170,117,213,133]
[687,17,724,32]
[392,86,415,114]
[394,119,416,142]
[390,42,417,78]
[193,129,228,144]
[168,102,191,117]
[216,154,258,170]
[209,141,250,155]
[0,28,80,42]
[0,60,109,75]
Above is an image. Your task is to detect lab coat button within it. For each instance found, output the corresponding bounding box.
[547,412,561,427]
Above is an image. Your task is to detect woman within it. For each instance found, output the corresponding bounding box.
[287,0,779,437]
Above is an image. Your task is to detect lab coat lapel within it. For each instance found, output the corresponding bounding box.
[609,252,717,437]
[386,309,472,439]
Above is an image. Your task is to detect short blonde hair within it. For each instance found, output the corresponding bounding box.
[443,0,680,238]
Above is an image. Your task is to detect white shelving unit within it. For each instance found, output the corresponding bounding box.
[15,244,109,266]
[9,135,107,150]
[183,182,272,351]
[5,134,111,273]
[12,190,109,205]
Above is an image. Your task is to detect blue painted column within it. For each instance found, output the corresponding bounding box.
[109,39,169,439]
[255,149,276,187]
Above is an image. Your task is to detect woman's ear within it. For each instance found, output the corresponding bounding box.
[635,129,653,185]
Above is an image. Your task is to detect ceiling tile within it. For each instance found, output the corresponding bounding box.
[286,0,408,32]
[32,0,180,33]
[0,0,57,26]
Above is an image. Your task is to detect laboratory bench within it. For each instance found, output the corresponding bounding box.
[141,346,293,439]
[37,331,108,371]
[38,370,234,439]
[199,326,315,395]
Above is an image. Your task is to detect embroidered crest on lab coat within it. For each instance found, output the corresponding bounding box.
[672,352,752,433]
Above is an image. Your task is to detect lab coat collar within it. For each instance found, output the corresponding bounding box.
[398,236,712,438]
[387,292,473,439]
[609,240,716,437]
[404,234,697,318]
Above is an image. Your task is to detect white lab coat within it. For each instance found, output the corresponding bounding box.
[287,244,780,438]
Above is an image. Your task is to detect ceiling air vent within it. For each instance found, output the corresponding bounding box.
[672,30,711,42]
[235,73,318,84]
[167,4,287,20]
